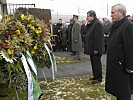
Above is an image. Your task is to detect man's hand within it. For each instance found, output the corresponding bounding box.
[58,30,60,32]
[94,50,98,54]
[126,69,133,73]
[74,40,77,43]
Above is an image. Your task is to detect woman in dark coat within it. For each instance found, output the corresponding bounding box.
[105,4,133,100]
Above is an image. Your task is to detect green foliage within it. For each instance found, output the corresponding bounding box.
[32,50,51,68]
[0,59,27,90]
[0,85,27,100]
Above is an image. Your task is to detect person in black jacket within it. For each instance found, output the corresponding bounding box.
[54,19,62,51]
[103,18,112,53]
[105,4,133,100]
[81,19,87,47]
[60,21,67,51]
[84,10,104,84]
[66,19,73,52]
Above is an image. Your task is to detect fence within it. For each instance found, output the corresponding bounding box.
[1,3,51,23]
[2,3,35,15]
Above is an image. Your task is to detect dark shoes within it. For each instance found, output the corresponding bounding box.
[74,57,80,60]
[91,79,102,84]
[90,77,102,84]
[0,92,8,97]
[70,53,76,56]
[89,77,95,80]
[77,58,80,60]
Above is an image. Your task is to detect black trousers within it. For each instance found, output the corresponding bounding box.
[116,95,131,100]
[90,54,102,79]
[55,39,62,51]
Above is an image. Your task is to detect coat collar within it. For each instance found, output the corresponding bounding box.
[110,17,128,37]
[112,17,128,29]
[89,18,97,25]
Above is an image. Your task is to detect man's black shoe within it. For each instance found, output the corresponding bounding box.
[70,53,76,56]
[0,92,8,97]
[91,79,102,84]
[77,58,80,60]
[89,77,95,80]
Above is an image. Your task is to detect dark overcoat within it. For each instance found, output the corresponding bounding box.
[55,23,62,39]
[54,23,62,50]
[103,21,112,45]
[71,22,82,52]
[105,17,133,97]
[81,24,87,43]
[84,18,104,55]
[66,24,73,51]
[60,26,67,46]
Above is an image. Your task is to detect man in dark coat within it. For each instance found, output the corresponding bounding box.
[66,19,73,52]
[81,19,87,47]
[105,4,133,100]
[54,19,62,51]
[103,18,112,53]
[60,21,67,51]
[84,10,104,84]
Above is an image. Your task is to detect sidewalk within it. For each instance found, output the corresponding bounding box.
[37,51,107,79]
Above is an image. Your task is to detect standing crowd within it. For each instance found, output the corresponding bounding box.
[47,3,133,100]
[0,3,133,100]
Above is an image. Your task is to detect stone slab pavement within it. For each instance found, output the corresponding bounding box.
[37,51,107,79]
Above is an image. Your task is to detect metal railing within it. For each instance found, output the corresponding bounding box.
[2,3,35,15]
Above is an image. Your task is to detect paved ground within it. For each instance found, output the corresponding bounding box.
[37,51,107,79]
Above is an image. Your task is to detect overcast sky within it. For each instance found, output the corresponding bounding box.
[7,0,133,17]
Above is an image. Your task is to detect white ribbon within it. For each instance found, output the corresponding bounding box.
[50,50,57,72]
[20,53,33,100]
[44,43,57,80]
[26,51,37,75]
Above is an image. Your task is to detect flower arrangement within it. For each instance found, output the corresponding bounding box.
[0,15,33,89]
[0,14,33,62]
[0,14,52,89]
[17,14,52,68]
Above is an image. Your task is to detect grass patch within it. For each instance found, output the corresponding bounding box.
[40,75,116,100]
[0,76,116,100]
[0,85,27,100]
[56,56,89,65]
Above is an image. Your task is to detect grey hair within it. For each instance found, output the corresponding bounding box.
[112,4,127,16]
